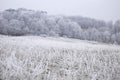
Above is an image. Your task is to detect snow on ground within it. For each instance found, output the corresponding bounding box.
[0,35,120,80]
[0,35,119,50]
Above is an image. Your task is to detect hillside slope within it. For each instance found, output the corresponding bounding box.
[0,35,120,80]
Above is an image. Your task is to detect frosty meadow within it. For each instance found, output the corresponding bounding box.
[0,35,120,80]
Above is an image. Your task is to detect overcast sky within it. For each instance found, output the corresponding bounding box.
[0,0,120,21]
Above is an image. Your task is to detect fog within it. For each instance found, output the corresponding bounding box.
[0,0,120,21]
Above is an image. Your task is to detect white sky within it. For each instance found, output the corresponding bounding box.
[0,0,120,21]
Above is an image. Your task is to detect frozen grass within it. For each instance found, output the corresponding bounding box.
[0,35,120,80]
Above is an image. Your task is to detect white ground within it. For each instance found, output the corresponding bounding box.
[0,35,120,80]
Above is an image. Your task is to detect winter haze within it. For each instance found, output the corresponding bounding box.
[0,0,120,21]
[0,0,120,80]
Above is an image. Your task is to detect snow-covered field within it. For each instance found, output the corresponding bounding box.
[0,35,120,80]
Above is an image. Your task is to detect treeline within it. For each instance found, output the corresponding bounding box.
[0,8,120,44]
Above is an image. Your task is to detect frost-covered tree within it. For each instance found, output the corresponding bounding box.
[116,32,120,44]
[113,20,120,34]
[101,31,111,43]
[0,8,120,44]
[8,19,26,35]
